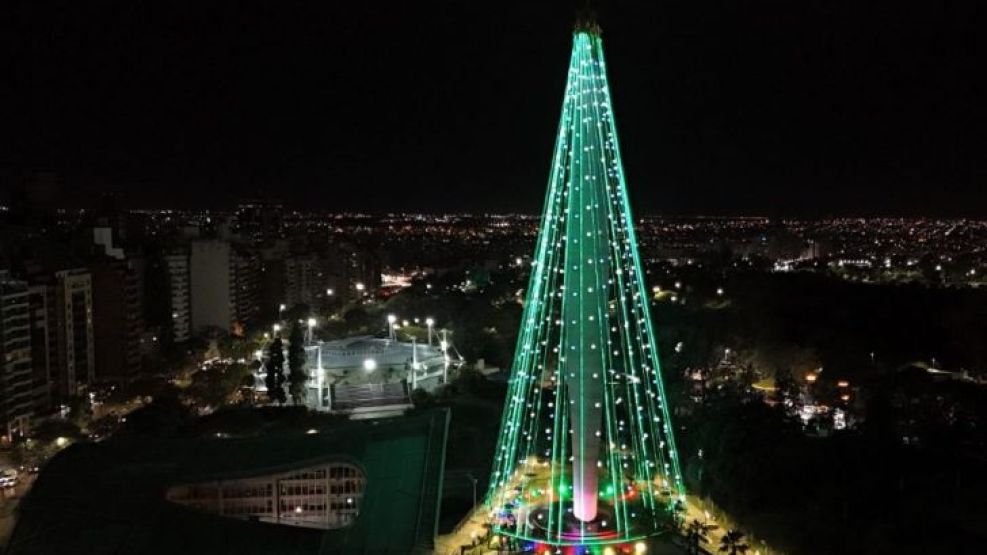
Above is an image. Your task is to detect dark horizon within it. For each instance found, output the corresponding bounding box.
[3,1,984,217]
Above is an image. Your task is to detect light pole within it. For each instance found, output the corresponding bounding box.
[425,317,435,347]
[387,314,397,341]
[278,303,286,320]
[272,323,282,336]
[466,472,478,508]
[306,317,317,344]
[411,337,419,390]
[440,329,450,358]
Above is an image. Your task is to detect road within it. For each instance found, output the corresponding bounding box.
[0,474,36,549]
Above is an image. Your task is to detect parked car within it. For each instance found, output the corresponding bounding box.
[0,469,19,488]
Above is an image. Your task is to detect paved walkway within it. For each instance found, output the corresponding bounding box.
[679,495,777,555]
[434,505,492,555]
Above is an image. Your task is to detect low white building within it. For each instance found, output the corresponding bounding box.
[167,461,365,530]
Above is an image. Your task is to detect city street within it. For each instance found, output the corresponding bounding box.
[0,474,36,548]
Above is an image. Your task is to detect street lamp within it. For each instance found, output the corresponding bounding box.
[306,317,317,344]
[273,323,282,335]
[466,472,478,508]
[387,314,397,341]
[425,317,435,346]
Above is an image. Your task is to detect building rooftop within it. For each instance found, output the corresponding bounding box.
[5,409,450,554]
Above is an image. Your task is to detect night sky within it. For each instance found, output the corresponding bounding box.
[3,1,984,216]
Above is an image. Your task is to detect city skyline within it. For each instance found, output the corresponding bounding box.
[2,5,985,554]
[3,1,984,216]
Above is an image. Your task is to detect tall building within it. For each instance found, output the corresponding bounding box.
[190,240,260,334]
[41,269,95,403]
[90,227,144,382]
[284,254,324,309]
[1,272,34,439]
[231,246,261,331]
[487,17,684,546]
[91,258,143,382]
[190,240,232,333]
[327,241,382,303]
[164,249,191,343]
[27,284,52,415]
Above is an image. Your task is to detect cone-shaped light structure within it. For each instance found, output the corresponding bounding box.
[487,20,685,546]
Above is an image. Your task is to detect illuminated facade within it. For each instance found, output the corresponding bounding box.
[167,462,366,530]
[487,18,685,547]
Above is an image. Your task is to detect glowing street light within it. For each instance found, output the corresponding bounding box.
[306,317,317,344]
[426,317,435,346]
[326,288,334,296]
[355,282,366,293]
[272,323,282,335]
[387,314,397,341]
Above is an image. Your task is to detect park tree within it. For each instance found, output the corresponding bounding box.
[265,337,287,405]
[287,322,308,405]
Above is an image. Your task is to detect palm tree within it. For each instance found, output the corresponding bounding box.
[719,529,750,555]
[685,519,707,555]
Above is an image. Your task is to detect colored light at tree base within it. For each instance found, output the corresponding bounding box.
[519,539,649,554]
[486,19,685,547]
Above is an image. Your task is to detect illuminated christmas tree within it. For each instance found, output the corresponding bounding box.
[487,15,685,548]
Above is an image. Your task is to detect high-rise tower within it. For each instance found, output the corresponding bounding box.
[487,17,685,547]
